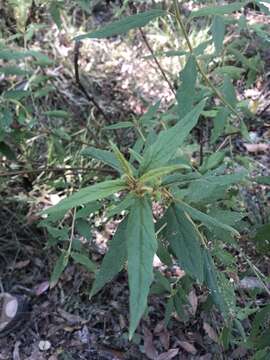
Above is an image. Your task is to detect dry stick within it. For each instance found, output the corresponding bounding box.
[139,28,176,97]
[74,41,111,123]
[0,166,116,177]
[173,0,242,121]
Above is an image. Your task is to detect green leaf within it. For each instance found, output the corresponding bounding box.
[203,249,235,319]
[76,201,102,219]
[212,15,225,54]
[49,0,62,29]
[253,223,270,254]
[165,204,204,283]
[0,142,16,160]
[189,2,245,18]
[75,219,92,240]
[211,107,229,143]
[174,199,239,235]
[200,151,226,172]
[44,179,127,215]
[255,176,270,185]
[71,251,96,272]
[106,193,135,218]
[110,142,134,177]
[139,100,206,174]
[177,55,197,119]
[43,110,69,118]
[127,196,157,339]
[50,251,69,287]
[139,101,161,125]
[139,164,189,184]
[75,9,166,40]
[81,147,122,173]
[221,76,237,108]
[214,66,245,79]
[0,66,29,76]
[104,121,134,130]
[90,217,128,297]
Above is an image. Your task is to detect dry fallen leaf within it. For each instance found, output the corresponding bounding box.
[156,348,179,360]
[178,340,197,355]
[188,289,198,315]
[34,281,50,296]
[143,326,158,360]
[203,322,219,343]
[244,143,270,153]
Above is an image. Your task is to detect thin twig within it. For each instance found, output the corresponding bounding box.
[74,41,112,124]
[139,28,176,96]
[0,166,116,177]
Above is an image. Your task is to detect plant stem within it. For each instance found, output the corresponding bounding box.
[173,0,242,120]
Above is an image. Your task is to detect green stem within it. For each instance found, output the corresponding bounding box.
[172,0,242,120]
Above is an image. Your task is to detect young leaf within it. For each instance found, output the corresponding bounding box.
[90,217,128,297]
[127,196,157,339]
[71,252,96,272]
[211,15,225,54]
[139,164,189,184]
[81,147,122,173]
[44,179,127,215]
[110,142,134,178]
[139,100,206,174]
[75,9,166,40]
[165,205,204,283]
[176,55,197,119]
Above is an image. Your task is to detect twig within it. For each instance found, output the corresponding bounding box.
[0,166,116,177]
[173,0,242,121]
[74,41,112,124]
[139,28,176,96]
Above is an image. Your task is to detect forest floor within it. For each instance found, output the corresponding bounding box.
[0,2,270,359]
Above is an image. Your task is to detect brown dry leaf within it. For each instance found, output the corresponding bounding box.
[159,329,170,350]
[57,308,87,325]
[203,322,219,343]
[12,341,21,360]
[13,260,30,270]
[231,346,248,359]
[156,348,179,360]
[244,143,270,153]
[143,326,158,360]
[188,289,198,315]
[178,340,197,355]
[34,281,50,296]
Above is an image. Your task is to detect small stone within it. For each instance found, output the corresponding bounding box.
[38,340,51,351]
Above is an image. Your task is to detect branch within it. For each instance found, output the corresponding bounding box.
[173,0,242,121]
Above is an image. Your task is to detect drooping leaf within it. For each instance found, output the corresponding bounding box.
[165,204,204,283]
[211,107,229,143]
[81,147,122,173]
[176,55,197,119]
[203,249,235,319]
[44,179,127,215]
[127,196,157,339]
[90,217,128,297]
[221,76,237,108]
[71,251,96,272]
[212,15,225,54]
[174,199,239,235]
[139,100,206,174]
[50,251,69,287]
[189,3,245,18]
[75,9,166,40]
